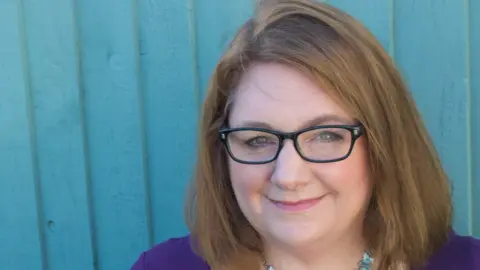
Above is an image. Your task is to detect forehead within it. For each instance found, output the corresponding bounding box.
[228,63,352,130]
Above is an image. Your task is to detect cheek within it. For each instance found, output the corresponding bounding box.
[317,141,372,201]
[325,160,369,189]
[229,161,270,206]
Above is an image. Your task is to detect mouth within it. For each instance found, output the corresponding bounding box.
[268,196,324,212]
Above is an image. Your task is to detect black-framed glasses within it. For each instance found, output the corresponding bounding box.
[219,124,364,164]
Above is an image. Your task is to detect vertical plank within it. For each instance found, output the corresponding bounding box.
[394,1,470,234]
[20,0,96,269]
[195,0,254,98]
[0,2,44,269]
[326,0,393,55]
[75,0,151,269]
[137,0,198,243]
[471,0,480,238]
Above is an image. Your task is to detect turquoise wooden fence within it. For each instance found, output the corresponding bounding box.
[0,0,478,269]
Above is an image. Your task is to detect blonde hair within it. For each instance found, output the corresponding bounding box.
[186,0,452,269]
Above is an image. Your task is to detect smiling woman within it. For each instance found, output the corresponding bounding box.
[131,0,480,269]
[220,63,373,264]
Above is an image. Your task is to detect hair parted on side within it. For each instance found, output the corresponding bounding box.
[185,0,453,269]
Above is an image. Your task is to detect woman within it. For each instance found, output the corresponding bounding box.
[132,0,480,269]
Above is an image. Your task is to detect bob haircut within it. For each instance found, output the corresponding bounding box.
[186,0,452,269]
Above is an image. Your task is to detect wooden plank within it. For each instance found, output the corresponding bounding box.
[0,2,44,270]
[394,1,470,234]
[327,0,393,55]
[136,0,198,244]
[20,0,96,269]
[74,0,151,269]
[195,0,254,99]
[471,0,480,238]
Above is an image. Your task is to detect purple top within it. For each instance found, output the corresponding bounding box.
[131,231,480,270]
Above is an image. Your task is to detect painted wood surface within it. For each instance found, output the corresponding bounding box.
[0,2,45,269]
[75,0,151,269]
[0,0,478,269]
[393,0,471,234]
[471,0,480,237]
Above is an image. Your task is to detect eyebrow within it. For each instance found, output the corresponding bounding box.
[232,114,354,131]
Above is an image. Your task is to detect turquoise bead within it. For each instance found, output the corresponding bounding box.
[264,251,373,269]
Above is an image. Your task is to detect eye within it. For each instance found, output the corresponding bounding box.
[245,136,276,147]
[313,131,343,142]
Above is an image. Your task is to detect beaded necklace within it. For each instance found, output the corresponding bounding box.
[263,251,374,270]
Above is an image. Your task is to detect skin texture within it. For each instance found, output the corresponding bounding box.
[227,63,374,269]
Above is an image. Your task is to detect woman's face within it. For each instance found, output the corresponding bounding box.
[227,63,373,249]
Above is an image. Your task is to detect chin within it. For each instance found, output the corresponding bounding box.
[265,219,334,248]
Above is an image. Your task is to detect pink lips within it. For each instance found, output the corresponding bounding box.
[269,197,322,212]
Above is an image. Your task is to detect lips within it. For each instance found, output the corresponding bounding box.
[268,197,322,212]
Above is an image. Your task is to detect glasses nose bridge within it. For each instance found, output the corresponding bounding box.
[277,131,301,152]
[278,131,297,144]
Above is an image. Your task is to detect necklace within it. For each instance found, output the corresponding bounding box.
[263,251,374,270]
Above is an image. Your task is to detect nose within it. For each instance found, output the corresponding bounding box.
[270,140,310,190]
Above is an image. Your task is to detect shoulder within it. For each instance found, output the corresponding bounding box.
[424,231,480,269]
[130,235,210,270]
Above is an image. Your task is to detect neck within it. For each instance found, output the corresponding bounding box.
[263,225,367,270]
